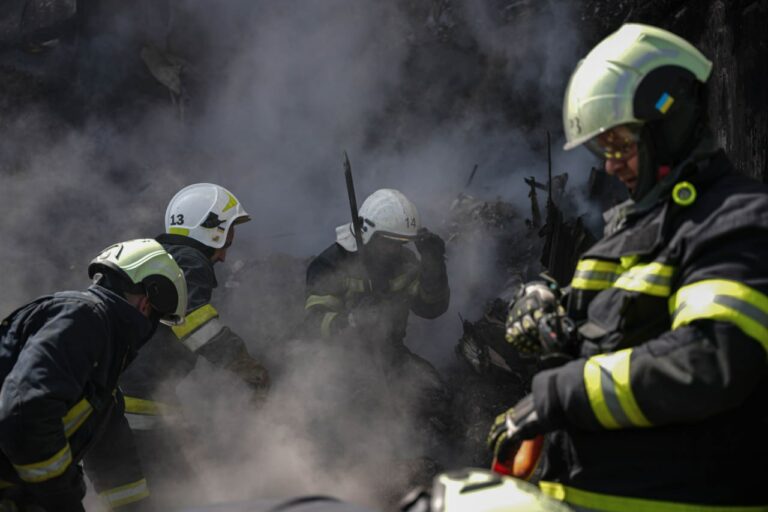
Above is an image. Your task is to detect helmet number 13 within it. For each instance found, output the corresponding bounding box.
[170,214,185,226]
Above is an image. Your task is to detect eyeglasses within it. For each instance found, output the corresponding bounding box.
[585,125,640,161]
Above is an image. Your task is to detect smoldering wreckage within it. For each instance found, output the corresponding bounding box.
[1,1,767,512]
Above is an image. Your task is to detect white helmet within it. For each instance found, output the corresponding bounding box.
[165,183,251,249]
[401,468,573,512]
[336,188,420,252]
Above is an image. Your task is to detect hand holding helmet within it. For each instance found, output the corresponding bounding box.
[415,228,446,260]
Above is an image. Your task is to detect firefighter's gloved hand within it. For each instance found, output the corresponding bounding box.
[486,395,542,462]
[415,228,446,260]
[506,281,574,355]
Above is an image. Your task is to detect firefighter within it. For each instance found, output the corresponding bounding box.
[0,239,186,512]
[87,183,270,510]
[487,23,768,510]
[304,188,450,442]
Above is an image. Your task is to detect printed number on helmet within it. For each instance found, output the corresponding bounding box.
[170,214,185,226]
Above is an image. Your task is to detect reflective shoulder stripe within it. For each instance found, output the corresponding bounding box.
[100,478,150,508]
[305,294,344,311]
[539,481,768,512]
[13,444,72,483]
[583,349,651,429]
[171,304,219,340]
[62,398,93,438]
[0,479,15,489]
[180,317,224,352]
[614,262,676,297]
[571,259,621,291]
[320,312,339,338]
[670,279,768,353]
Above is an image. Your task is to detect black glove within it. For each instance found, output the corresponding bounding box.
[486,395,542,462]
[506,281,576,355]
[415,228,446,260]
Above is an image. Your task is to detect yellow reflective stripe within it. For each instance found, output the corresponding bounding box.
[614,262,675,297]
[0,479,14,489]
[571,259,620,290]
[13,444,72,483]
[171,304,218,340]
[62,398,93,438]
[670,279,768,353]
[576,259,621,273]
[539,481,767,512]
[168,227,189,236]
[305,294,344,311]
[180,317,223,352]
[390,271,417,292]
[584,349,651,429]
[222,192,238,212]
[124,396,170,416]
[320,312,339,338]
[345,277,367,294]
[100,478,150,508]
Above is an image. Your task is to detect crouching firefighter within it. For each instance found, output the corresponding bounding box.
[0,239,186,512]
[304,187,451,439]
[487,24,768,511]
[87,183,270,511]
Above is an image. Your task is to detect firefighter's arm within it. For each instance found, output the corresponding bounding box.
[411,231,450,319]
[0,304,105,511]
[303,255,349,337]
[196,326,270,397]
[83,392,150,511]
[531,231,768,433]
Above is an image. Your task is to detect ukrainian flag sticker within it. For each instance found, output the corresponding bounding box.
[655,92,675,114]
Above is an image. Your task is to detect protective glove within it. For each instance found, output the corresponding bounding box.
[505,281,576,355]
[486,395,543,463]
[414,228,446,260]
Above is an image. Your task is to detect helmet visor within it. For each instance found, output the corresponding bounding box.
[584,124,641,161]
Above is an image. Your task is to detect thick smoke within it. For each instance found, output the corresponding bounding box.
[0,0,600,510]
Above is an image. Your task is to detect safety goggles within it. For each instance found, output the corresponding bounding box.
[585,124,641,161]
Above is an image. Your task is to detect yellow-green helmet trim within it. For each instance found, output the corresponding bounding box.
[563,23,712,151]
[89,239,187,325]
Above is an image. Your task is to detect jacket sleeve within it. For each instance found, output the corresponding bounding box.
[410,252,450,319]
[0,301,106,509]
[531,228,768,433]
[83,392,150,511]
[196,327,270,398]
[303,254,349,338]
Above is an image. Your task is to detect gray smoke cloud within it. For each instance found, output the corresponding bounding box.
[0,0,604,509]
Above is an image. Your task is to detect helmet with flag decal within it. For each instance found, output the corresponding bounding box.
[165,183,251,249]
[336,188,420,252]
[563,23,713,200]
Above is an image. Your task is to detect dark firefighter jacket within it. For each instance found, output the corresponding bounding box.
[529,150,768,511]
[304,242,449,345]
[0,286,154,511]
[87,234,269,510]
